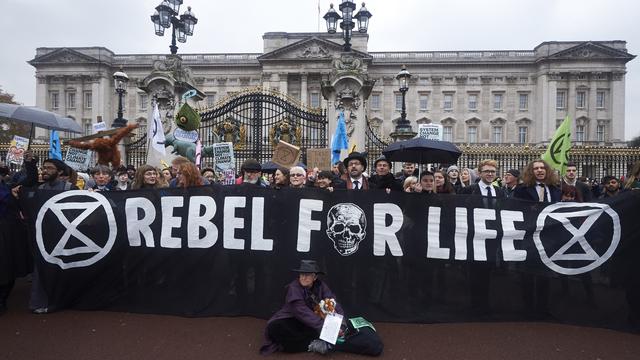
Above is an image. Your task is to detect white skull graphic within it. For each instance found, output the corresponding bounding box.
[326,203,367,256]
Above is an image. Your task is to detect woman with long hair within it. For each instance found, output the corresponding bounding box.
[175,161,204,188]
[131,164,167,190]
[272,167,290,189]
[434,169,456,194]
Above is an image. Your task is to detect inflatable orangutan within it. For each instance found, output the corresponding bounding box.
[67,123,138,168]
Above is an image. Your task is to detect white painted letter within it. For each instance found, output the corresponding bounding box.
[427,206,449,259]
[297,199,323,252]
[500,210,527,261]
[454,207,468,260]
[126,197,156,247]
[224,196,246,250]
[187,196,218,248]
[373,203,404,256]
[251,197,273,251]
[160,196,184,248]
[472,208,497,261]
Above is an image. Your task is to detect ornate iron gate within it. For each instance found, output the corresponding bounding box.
[199,89,327,169]
[364,116,389,169]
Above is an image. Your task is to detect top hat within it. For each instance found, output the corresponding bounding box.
[343,152,367,171]
[241,159,262,172]
[291,260,325,275]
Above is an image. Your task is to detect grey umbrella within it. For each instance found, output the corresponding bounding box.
[0,103,82,133]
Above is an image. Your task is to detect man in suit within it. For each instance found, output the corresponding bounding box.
[562,162,593,202]
[460,159,505,198]
[513,160,561,203]
[341,152,369,190]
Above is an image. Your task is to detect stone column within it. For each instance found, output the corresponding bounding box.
[279,73,288,95]
[610,72,625,143]
[301,73,308,106]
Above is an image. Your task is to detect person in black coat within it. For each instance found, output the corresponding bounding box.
[513,160,561,203]
[368,156,402,192]
[460,159,505,199]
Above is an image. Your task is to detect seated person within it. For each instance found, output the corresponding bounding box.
[261,260,383,356]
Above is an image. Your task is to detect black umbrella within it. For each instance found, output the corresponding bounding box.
[382,137,462,165]
[261,161,307,173]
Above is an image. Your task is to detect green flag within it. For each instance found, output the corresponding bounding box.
[542,115,572,175]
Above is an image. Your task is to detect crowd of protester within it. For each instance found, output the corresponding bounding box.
[1,148,640,318]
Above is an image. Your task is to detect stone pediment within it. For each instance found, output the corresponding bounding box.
[258,36,371,62]
[28,48,105,66]
[544,42,635,62]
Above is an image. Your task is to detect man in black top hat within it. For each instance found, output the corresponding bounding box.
[341,152,369,190]
[240,159,268,187]
[369,155,401,192]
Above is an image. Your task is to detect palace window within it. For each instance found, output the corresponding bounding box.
[492,126,503,143]
[518,126,528,144]
[67,92,76,109]
[139,94,148,112]
[597,124,606,142]
[443,126,453,142]
[395,93,403,111]
[519,93,529,110]
[370,93,381,110]
[556,90,566,109]
[493,93,503,111]
[576,125,585,141]
[419,94,429,111]
[467,126,478,143]
[576,91,587,108]
[310,92,321,108]
[83,119,92,136]
[50,92,59,110]
[84,92,92,110]
[596,91,606,109]
[468,94,478,111]
[443,94,454,111]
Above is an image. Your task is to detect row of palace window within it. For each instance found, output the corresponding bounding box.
[436,123,607,143]
[49,91,151,112]
[369,89,609,113]
[369,92,531,112]
[556,89,608,109]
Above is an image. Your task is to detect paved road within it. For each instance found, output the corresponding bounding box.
[1,279,639,360]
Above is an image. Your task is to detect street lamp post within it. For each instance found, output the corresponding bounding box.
[112,69,129,128]
[323,1,372,52]
[151,0,198,55]
[390,65,417,141]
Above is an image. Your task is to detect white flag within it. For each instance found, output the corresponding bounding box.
[149,101,166,155]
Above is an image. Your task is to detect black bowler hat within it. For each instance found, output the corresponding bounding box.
[292,260,325,275]
[343,152,367,171]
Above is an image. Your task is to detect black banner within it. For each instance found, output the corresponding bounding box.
[21,187,640,331]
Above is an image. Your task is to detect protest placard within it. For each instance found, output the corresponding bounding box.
[418,124,443,141]
[65,147,93,171]
[272,140,300,169]
[306,148,331,170]
[6,135,29,165]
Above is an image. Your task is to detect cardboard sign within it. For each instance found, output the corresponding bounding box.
[306,148,332,171]
[418,124,443,141]
[65,147,93,171]
[213,142,235,172]
[272,140,301,169]
[93,122,107,134]
[6,135,29,165]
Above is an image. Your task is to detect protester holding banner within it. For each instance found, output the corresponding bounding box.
[272,167,290,189]
[460,159,505,198]
[434,169,455,194]
[238,159,268,188]
[200,168,217,185]
[502,169,520,199]
[89,165,114,192]
[447,165,464,193]
[341,152,369,190]
[288,166,307,189]
[38,159,78,191]
[419,172,435,193]
[514,160,561,202]
[130,165,167,190]
[598,175,622,199]
[175,161,204,188]
[369,156,402,193]
[113,167,131,191]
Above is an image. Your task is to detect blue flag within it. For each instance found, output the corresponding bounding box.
[331,111,349,165]
[49,130,62,160]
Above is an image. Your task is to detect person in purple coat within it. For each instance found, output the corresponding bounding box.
[260,260,343,355]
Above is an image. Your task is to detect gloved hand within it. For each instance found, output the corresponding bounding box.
[308,339,333,355]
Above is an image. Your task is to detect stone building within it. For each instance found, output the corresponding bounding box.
[28,32,635,149]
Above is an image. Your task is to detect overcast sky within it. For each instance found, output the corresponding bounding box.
[2,0,638,139]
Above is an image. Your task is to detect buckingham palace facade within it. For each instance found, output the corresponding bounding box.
[28,32,635,147]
